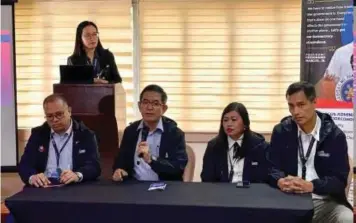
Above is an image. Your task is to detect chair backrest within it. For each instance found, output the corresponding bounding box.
[345,156,353,196]
[183,144,196,182]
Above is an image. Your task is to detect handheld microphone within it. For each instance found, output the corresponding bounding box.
[138,125,149,158]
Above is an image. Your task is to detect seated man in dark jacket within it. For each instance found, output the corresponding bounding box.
[19,94,101,187]
[112,84,188,182]
[268,81,352,223]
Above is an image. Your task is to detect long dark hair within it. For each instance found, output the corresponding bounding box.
[217,102,251,142]
[72,21,104,57]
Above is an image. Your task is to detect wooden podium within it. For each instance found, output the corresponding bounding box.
[53,84,126,179]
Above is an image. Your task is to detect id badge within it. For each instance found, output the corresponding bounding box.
[56,168,62,176]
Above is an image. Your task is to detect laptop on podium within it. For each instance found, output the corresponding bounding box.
[59,65,94,84]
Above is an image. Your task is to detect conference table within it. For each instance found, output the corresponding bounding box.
[5,181,313,223]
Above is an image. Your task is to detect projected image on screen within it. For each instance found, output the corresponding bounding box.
[1,5,18,168]
[1,30,13,106]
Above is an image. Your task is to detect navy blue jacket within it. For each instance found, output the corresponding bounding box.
[112,116,188,181]
[201,131,270,183]
[18,119,101,185]
[268,111,350,208]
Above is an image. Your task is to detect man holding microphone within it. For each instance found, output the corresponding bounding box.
[112,84,188,182]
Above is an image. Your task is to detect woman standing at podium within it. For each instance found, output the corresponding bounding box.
[67,21,122,84]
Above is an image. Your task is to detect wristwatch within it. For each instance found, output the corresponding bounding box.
[75,172,83,182]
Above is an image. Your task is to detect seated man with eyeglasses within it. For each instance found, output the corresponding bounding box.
[112,84,188,182]
[18,94,101,187]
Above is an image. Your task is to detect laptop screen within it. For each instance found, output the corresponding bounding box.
[59,65,94,84]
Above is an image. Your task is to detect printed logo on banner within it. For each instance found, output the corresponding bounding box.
[335,75,353,102]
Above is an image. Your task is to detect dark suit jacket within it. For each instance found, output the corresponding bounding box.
[67,49,122,83]
[18,119,101,185]
[201,131,270,183]
[112,117,188,181]
[268,111,351,209]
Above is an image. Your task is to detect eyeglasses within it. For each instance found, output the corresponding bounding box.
[45,111,65,121]
[139,100,164,108]
[82,32,99,39]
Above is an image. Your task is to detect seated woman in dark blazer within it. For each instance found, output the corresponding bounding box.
[201,102,269,183]
[67,21,122,84]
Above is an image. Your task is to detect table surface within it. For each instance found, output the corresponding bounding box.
[6,181,313,211]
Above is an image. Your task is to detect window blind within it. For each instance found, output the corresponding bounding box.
[15,0,134,128]
[139,0,301,132]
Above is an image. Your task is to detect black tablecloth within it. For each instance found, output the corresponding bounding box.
[5,181,313,223]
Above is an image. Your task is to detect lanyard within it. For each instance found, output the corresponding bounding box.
[51,131,73,168]
[228,142,240,182]
[298,135,315,180]
[93,58,100,77]
[228,155,237,182]
[93,57,97,67]
[87,57,97,66]
[87,57,100,77]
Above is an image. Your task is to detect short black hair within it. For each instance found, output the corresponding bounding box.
[140,84,168,104]
[43,94,69,107]
[286,81,316,102]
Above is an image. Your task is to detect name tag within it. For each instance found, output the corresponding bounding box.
[251,161,258,166]
[79,149,86,154]
[317,151,330,158]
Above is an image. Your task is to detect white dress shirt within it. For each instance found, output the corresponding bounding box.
[133,118,164,181]
[46,121,74,172]
[297,115,326,199]
[227,134,244,183]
